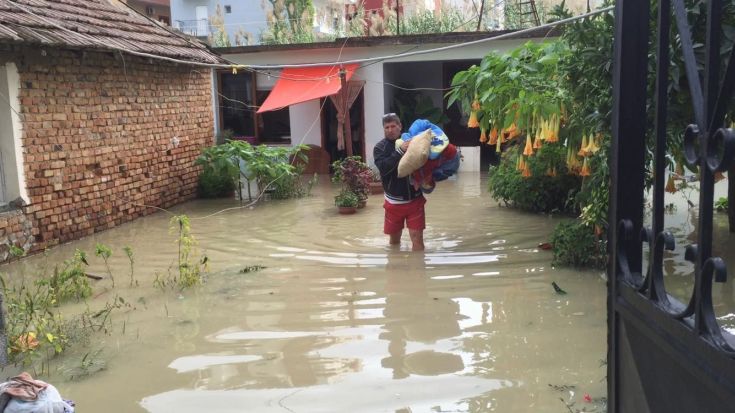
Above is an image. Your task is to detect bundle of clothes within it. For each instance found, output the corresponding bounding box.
[0,372,74,413]
[395,119,461,193]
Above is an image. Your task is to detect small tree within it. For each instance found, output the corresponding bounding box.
[261,0,316,44]
[209,4,231,47]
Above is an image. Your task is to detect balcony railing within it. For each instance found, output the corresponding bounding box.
[174,19,211,37]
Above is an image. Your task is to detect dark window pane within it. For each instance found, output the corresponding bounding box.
[219,72,255,138]
[256,90,291,144]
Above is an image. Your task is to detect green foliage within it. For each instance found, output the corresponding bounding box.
[334,189,359,208]
[0,249,124,369]
[488,145,580,213]
[95,243,114,287]
[159,215,209,291]
[392,88,448,128]
[332,156,372,200]
[38,249,92,304]
[551,220,607,269]
[196,144,239,199]
[716,197,729,212]
[123,245,136,287]
[197,140,311,200]
[9,245,25,258]
[387,7,475,34]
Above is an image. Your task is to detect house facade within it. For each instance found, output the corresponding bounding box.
[0,0,224,261]
[215,30,553,171]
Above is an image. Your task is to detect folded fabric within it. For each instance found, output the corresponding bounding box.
[411,143,460,193]
[401,119,449,160]
[0,372,74,413]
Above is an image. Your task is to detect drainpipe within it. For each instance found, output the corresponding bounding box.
[340,67,354,156]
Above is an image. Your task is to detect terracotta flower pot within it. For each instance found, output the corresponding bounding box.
[357,199,367,208]
[338,206,357,214]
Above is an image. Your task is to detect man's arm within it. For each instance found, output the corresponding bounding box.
[374,140,408,177]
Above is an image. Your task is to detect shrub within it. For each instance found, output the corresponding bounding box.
[488,145,581,213]
[334,189,359,208]
[551,220,607,269]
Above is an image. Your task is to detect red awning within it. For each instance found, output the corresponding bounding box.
[257,64,359,113]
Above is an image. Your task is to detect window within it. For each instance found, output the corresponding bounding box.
[224,5,232,13]
[218,71,291,145]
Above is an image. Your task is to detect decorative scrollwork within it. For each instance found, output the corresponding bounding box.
[707,127,735,173]
[683,123,701,165]
[639,228,675,306]
[695,257,734,354]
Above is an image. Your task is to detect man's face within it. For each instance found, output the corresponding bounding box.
[383,121,402,141]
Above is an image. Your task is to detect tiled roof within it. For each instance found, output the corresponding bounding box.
[0,0,225,65]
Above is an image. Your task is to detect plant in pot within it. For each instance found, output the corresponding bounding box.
[369,168,383,195]
[334,189,359,214]
[332,156,372,207]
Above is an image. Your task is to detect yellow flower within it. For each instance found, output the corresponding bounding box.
[533,132,543,149]
[523,135,534,156]
[521,160,532,178]
[489,127,498,145]
[479,128,487,143]
[578,135,589,157]
[468,111,479,128]
[585,134,600,154]
[580,157,591,177]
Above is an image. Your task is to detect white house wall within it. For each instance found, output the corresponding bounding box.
[223,37,533,167]
[288,100,322,147]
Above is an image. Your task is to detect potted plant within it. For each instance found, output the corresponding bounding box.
[369,168,383,195]
[334,189,359,214]
[332,156,372,207]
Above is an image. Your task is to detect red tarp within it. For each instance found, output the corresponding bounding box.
[256,64,359,113]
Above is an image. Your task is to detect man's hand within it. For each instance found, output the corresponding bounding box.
[400,139,410,152]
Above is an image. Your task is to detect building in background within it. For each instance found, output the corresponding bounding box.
[125,0,172,25]
[170,0,274,46]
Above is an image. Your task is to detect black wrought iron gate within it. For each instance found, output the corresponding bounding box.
[609,1,735,412]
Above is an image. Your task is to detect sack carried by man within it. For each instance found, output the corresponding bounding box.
[397,129,433,178]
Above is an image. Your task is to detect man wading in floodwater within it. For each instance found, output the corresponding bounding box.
[373,113,426,251]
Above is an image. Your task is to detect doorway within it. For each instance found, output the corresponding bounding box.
[321,89,365,170]
[442,60,498,170]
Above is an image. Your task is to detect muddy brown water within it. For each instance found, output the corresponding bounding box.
[0,172,730,412]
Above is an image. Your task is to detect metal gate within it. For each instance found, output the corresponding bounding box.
[609,1,735,412]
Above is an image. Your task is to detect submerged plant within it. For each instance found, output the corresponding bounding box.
[123,245,136,287]
[156,215,209,291]
[95,243,113,287]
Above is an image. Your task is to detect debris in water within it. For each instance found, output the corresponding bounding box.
[538,242,553,250]
[240,265,266,273]
[552,281,567,295]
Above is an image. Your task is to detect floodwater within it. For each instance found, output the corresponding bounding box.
[0,172,729,412]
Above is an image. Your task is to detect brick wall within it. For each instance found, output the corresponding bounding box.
[2,47,214,256]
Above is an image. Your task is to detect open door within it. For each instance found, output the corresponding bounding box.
[321,86,365,169]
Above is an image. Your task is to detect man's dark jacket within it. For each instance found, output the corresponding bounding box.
[373,138,422,202]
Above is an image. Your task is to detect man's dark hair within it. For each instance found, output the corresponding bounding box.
[382,113,401,125]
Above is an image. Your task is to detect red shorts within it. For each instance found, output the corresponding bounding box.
[383,197,426,234]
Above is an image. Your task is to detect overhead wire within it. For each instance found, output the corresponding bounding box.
[7,0,612,72]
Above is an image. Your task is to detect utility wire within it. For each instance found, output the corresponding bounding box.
[7,0,612,72]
